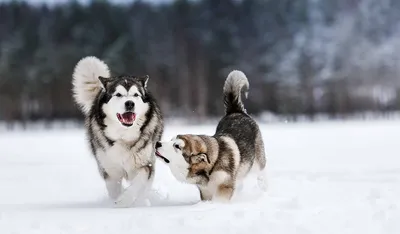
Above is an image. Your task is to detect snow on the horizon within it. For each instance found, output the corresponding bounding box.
[0,121,399,234]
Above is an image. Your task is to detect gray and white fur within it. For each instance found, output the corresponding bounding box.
[72,56,163,207]
[155,70,267,202]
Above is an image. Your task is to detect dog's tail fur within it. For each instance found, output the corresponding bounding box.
[72,56,110,115]
[223,70,249,115]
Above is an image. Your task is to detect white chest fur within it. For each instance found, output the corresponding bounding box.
[96,141,154,180]
[103,117,143,143]
[94,115,155,180]
[96,143,133,179]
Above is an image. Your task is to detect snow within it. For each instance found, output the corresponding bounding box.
[1,120,400,234]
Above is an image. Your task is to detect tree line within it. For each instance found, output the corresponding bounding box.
[0,0,399,124]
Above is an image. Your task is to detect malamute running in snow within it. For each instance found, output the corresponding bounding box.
[72,56,163,207]
[155,70,267,202]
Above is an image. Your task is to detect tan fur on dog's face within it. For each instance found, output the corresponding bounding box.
[155,135,211,184]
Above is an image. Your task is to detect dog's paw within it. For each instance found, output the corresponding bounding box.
[212,195,232,204]
[133,198,151,207]
[114,198,134,208]
[257,175,268,192]
[114,192,137,208]
[108,190,122,200]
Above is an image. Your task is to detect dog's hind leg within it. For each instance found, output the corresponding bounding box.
[114,164,153,208]
[256,167,268,192]
[254,131,268,192]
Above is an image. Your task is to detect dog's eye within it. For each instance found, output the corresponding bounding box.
[174,144,180,150]
[115,93,122,97]
[134,93,139,97]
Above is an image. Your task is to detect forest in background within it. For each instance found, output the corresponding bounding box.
[1,0,400,124]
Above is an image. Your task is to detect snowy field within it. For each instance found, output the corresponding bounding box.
[0,120,399,234]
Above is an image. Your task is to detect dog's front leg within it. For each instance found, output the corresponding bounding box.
[114,164,153,208]
[198,186,213,201]
[98,165,123,199]
[208,171,234,202]
[213,183,234,202]
[105,177,123,199]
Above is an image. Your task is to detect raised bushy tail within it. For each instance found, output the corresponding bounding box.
[223,70,249,115]
[72,56,110,115]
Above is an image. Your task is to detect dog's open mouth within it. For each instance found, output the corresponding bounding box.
[155,151,170,164]
[117,112,136,127]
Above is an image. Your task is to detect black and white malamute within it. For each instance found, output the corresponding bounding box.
[72,56,163,207]
[155,70,267,202]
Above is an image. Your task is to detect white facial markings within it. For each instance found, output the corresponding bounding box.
[170,136,177,141]
[112,85,141,99]
[156,137,190,183]
[113,85,128,97]
[173,138,185,152]
[128,86,141,98]
[177,139,185,147]
[102,84,150,127]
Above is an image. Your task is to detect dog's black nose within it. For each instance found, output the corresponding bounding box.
[155,141,162,148]
[125,101,135,110]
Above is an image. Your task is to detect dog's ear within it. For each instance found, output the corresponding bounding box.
[190,153,210,164]
[98,76,109,89]
[138,75,149,88]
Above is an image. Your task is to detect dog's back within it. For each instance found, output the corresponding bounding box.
[215,113,259,164]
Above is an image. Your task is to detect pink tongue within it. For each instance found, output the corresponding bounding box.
[122,113,135,122]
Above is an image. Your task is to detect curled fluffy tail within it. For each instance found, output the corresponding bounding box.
[72,56,110,115]
[223,70,249,115]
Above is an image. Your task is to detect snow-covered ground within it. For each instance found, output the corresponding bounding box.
[0,120,399,234]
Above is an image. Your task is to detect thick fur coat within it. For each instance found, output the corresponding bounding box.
[72,56,163,207]
[155,70,267,202]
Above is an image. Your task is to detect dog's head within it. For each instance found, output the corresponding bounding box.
[155,135,211,184]
[99,75,150,127]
